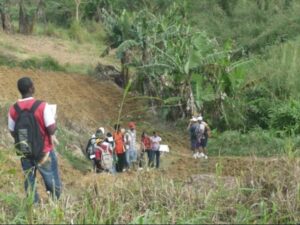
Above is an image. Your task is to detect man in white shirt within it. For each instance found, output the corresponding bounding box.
[150,131,162,168]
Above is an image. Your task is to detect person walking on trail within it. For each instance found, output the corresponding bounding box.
[150,131,162,168]
[195,116,211,159]
[113,124,126,172]
[89,127,105,172]
[106,132,117,170]
[188,117,198,157]
[139,131,151,169]
[128,122,137,168]
[8,77,62,203]
[85,127,105,164]
[94,132,115,174]
[123,128,130,169]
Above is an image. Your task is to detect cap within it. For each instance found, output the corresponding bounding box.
[197,116,203,121]
[95,127,105,138]
[190,117,197,122]
[98,127,105,134]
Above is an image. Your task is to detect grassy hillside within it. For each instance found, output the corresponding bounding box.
[1,0,300,223]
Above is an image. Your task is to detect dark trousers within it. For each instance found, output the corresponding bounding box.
[154,151,160,168]
[147,150,153,167]
[149,150,160,168]
[21,151,62,203]
[116,152,126,172]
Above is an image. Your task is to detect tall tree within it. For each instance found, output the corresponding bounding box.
[19,0,36,34]
[0,0,12,32]
[74,0,81,22]
[36,0,46,23]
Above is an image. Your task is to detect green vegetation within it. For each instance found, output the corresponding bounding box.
[1,145,300,223]
[1,0,300,223]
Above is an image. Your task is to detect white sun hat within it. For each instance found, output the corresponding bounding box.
[197,116,203,121]
[98,127,105,134]
[190,117,198,122]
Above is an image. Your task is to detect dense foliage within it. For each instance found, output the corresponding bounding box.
[1,0,300,135]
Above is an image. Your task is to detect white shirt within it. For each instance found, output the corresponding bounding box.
[8,97,55,132]
[151,136,162,151]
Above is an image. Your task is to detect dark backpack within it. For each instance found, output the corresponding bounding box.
[13,100,44,161]
[85,137,97,160]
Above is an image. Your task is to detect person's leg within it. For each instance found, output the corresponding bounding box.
[131,149,138,169]
[155,151,161,168]
[116,154,123,172]
[122,152,127,171]
[139,151,144,168]
[38,151,62,200]
[21,158,39,203]
[149,151,155,167]
[202,138,208,158]
[125,150,130,169]
[147,150,151,167]
[191,139,196,154]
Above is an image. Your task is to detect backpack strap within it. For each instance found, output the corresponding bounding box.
[13,100,42,115]
[30,100,42,113]
[13,103,22,115]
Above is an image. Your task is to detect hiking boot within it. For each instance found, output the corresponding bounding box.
[193,153,198,159]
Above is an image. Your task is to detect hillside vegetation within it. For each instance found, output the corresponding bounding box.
[1,0,300,223]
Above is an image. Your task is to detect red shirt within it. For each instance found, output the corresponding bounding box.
[141,136,151,150]
[8,98,55,153]
[113,131,124,154]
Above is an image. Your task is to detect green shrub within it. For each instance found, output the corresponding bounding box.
[0,54,18,67]
[68,21,87,43]
[269,100,300,136]
[208,128,300,157]
[19,56,65,72]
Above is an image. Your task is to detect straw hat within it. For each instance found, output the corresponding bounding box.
[197,116,203,121]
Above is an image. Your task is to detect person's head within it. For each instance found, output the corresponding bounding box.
[153,131,157,137]
[106,132,113,142]
[141,131,147,138]
[95,127,105,138]
[17,77,35,97]
[128,121,136,131]
[114,124,120,131]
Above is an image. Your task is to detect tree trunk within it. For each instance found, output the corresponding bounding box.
[19,0,36,35]
[75,0,81,22]
[121,50,130,88]
[0,3,12,32]
[36,0,46,23]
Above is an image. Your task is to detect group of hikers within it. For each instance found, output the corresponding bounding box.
[7,76,210,204]
[188,116,211,159]
[85,123,162,174]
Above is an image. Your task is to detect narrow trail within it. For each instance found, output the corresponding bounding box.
[0,66,293,202]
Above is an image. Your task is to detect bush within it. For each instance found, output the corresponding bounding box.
[209,128,300,157]
[0,54,18,67]
[19,56,65,72]
[269,100,300,136]
[68,21,87,43]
